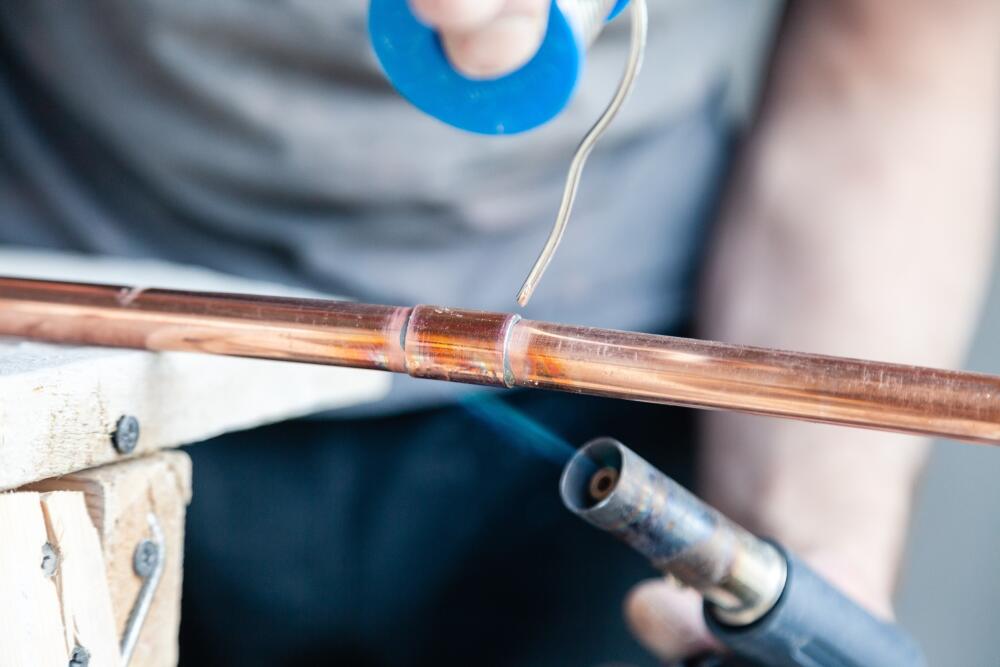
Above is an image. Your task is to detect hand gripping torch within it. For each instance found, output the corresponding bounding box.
[561,438,926,667]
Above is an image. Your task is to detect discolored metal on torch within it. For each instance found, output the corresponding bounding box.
[561,438,788,625]
[1,276,999,445]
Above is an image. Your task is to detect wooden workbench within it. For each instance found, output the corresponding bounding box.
[0,251,390,666]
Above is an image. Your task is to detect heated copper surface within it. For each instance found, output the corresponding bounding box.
[404,306,518,387]
[505,321,1000,442]
[1,277,997,444]
[0,277,411,372]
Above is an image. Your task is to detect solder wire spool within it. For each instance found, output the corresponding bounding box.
[370,0,648,305]
[369,0,632,135]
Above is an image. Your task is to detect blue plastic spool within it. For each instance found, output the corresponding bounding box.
[369,0,631,135]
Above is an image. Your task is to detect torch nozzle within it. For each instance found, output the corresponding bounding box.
[560,438,787,625]
[562,438,927,667]
[588,466,620,502]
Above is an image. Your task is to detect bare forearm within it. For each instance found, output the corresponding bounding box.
[699,1,999,612]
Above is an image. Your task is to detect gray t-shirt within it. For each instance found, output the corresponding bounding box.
[0,0,778,407]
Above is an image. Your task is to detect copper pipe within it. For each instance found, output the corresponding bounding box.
[1,276,998,444]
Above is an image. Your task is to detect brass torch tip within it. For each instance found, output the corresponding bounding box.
[588,466,620,502]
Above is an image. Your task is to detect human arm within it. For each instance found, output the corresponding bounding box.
[626,1,1000,660]
[403,0,1000,660]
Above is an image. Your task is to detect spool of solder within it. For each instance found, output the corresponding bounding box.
[369,0,633,135]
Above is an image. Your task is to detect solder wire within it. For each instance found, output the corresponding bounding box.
[516,0,649,307]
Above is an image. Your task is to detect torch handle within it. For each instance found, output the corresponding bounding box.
[705,546,925,667]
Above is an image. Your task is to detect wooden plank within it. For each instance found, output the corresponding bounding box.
[0,493,67,666]
[40,492,121,667]
[26,452,193,667]
[0,491,120,667]
[0,342,387,490]
[0,249,390,489]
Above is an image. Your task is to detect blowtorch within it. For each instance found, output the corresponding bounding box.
[561,438,925,667]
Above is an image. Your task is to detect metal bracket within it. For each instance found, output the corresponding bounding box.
[119,513,165,666]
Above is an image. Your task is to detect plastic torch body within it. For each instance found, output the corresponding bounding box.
[560,438,925,667]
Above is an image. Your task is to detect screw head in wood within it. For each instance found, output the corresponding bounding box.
[133,539,159,577]
[68,645,90,667]
[41,542,58,577]
[112,414,140,454]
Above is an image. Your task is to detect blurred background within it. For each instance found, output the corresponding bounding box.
[2,1,997,664]
[898,232,1000,667]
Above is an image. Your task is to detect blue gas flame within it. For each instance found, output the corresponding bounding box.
[460,394,575,466]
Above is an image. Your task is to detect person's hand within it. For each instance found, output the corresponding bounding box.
[624,545,897,662]
[408,0,549,78]
[622,466,902,663]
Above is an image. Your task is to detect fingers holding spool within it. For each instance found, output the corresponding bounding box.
[411,0,550,79]
[373,0,627,134]
[408,0,507,30]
